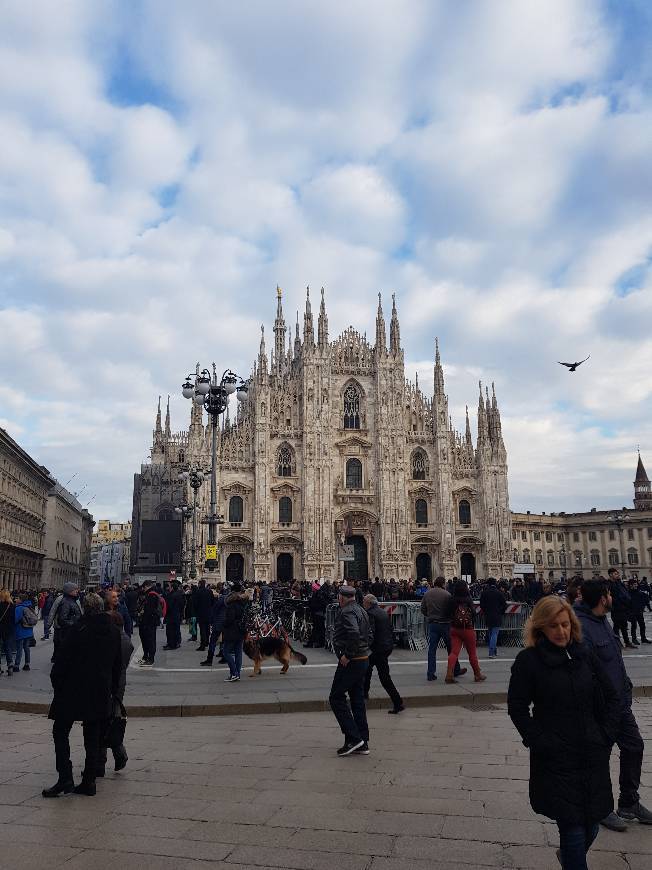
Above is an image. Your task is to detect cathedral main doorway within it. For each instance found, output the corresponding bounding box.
[415,552,432,582]
[276,552,294,583]
[460,552,476,581]
[226,553,244,584]
[344,535,368,582]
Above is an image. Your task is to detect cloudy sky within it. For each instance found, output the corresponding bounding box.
[1,0,651,521]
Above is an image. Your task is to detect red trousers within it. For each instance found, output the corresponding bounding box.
[447,627,480,674]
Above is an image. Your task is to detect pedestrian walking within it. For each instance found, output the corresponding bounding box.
[200,584,227,666]
[305,582,327,648]
[136,581,163,667]
[627,578,651,645]
[0,589,16,676]
[193,579,213,651]
[163,581,185,650]
[43,593,122,798]
[608,568,634,648]
[508,595,620,870]
[41,590,55,639]
[328,585,371,756]
[575,579,652,831]
[47,582,82,662]
[421,576,467,681]
[97,611,133,775]
[445,581,486,683]
[221,583,249,681]
[362,594,404,714]
[479,577,507,657]
[13,593,37,671]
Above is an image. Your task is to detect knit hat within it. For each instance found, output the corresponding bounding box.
[63,582,78,595]
[339,585,356,598]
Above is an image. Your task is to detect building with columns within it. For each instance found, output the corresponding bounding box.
[131,289,513,584]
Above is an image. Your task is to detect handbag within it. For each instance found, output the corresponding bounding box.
[102,698,127,749]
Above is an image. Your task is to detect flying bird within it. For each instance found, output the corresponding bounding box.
[557,355,590,372]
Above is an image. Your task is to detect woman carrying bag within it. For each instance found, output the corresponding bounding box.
[0,589,16,675]
[508,596,620,870]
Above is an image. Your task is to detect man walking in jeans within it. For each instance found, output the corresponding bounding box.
[329,586,371,756]
[421,576,467,680]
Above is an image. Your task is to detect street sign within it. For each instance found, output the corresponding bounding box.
[205,545,217,561]
[338,544,355,562]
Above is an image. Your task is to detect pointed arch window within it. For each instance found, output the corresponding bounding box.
[346,458,363,489]
[277,444,295,477]
[279,496,292,524]
[229,495,243,525]
[415,498,428,525]
[343,385,361,429]
[411,449,428,480]
[458,499,471,525]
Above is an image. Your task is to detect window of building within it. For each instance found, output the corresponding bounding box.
[513,549,519,562]
[648,528,652,539]
[279,496,292,524]
[534,532,541,541]
[228,495,243,524]
[346,458,363,489]
[573,532,579,542]
[343,384,361,429]
[159,509,174,521]
[415,499,428,525]
[574,551,583,567]
[627,529,635,541]
[628,548,639,565]
[535,550,543,564]
[648,548,652,564]
[523,548,531,562]
[512,530,517,540]
[277,445,294,477]
[557,533,564,542]
[458,500,471,525]
[545,532,552,542]
[547,551,554,566]
[590,550,600,567]
[589,531,597,542]
[411,449,428,480]
[560,552,566,566]
[521,531,527,541]
[608,549,619,566]
[609,529,615,541]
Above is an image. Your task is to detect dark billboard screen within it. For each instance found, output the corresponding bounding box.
[141,520,182,554]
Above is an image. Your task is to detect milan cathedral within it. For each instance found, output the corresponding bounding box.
[131,289,513,584]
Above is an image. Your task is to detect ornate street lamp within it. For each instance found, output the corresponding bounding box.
[181,365,248,571]
[175,465,207,580]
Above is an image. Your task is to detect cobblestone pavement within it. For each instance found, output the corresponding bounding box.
[0,700,651,869]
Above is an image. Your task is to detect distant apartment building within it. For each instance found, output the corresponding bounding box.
[93,519,132,546]
[41,482,94,590]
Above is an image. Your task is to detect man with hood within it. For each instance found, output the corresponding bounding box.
[43,592,121,797]
[575,579,652,831]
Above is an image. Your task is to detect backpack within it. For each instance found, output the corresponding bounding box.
[452,602,473,630]
[20,606,38,628]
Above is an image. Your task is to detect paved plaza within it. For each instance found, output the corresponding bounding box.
[0,700,650,870]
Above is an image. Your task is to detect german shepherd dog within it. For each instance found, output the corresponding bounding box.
[244,635,308,675]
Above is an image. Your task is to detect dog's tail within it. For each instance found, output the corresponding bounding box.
[290,646,308,665]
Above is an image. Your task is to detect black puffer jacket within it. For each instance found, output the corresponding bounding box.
[366,604,393,655]
[222,593,249,643]
[508,638,620,825]
[332,602,371,659]
[479,585,507,628]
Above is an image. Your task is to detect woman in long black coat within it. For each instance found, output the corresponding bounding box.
[508,596,620,870]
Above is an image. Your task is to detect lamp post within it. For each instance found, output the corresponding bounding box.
[608,511,630,581]
[176,466,206,580]
[182,365,248,572]
[559,541,566,581]
[175,503,193,578]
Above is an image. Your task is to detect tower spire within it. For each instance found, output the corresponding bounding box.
[389,292,401,354]
[164,395,171,438]
[273,285,287,374]
[317,286,328,348]
[375,292,386,352]
[634,451,652,510]
[155,396,162,436]
[477,381,488,446]
[303,286,314,346]
[190,363,203,433]
[257,324,268,380]
[465,404,472,444]
[294,310,301,359]
[434,338,445,397]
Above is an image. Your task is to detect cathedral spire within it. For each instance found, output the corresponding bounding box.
[434,337,445,397]
[164,395,171,438]
[190,363,203,433]
[634,451,651,510]
[465,405,472,444]
[375,292,386,352]
[294,310,301,359]
[303,286,314,346]
[258,324,268,380]
[389,292,401,354]
[317,286,328,348]
[273,285,287,375]
[155,395,162,436]
[477,381,488,446]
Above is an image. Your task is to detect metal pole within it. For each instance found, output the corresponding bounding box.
[618,521,626,580]
[190,488,198,579]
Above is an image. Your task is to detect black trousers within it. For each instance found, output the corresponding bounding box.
[139,624,157,662]
[198,620,210,648]
[329,659,369,744]
[629,613,648,642]
[165,619,181,648]
[310,613,325,646]
[616,706,645,807]
[612,615,631,645]
[364,651,402,709]
[53,719,101,783]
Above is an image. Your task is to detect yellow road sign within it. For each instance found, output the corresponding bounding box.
[205,545,217,560]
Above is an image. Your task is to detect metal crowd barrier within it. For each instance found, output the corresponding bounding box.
[325,600,532,652]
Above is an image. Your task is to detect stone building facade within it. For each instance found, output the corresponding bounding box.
[41,484,94,590]
[512,454,652,581]
[131,290,513,584]
[0,428,52,590]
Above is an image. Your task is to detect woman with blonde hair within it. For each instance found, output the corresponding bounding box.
[508,596,620,870]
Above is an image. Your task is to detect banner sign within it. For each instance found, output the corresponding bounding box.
[205,545,217,560]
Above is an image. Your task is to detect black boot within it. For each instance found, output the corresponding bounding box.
[73,779,96,796]
[42,779,74,798]
[114,746,128,772]
[200,658,213,666]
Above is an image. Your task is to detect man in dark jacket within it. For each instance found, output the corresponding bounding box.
[47,582,82,661]
[200,586,227,666]
[576,579,652,831]
[43,593,121,797]
[421,577,466,681]
[329,585,371,756]
[163,582,185,650]
[192,579,214,651]
[137,581,162,667]
[362,595,404,714]
[608,567,634,648]
[627,578,651,645]
[305,583,328,648]
[480,578,507,658]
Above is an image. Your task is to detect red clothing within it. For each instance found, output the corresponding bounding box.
[448,627,480,674]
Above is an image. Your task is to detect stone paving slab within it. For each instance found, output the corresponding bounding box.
[0,701,651,869]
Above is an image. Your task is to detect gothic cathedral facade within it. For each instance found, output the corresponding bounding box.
[133,289,513,584]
